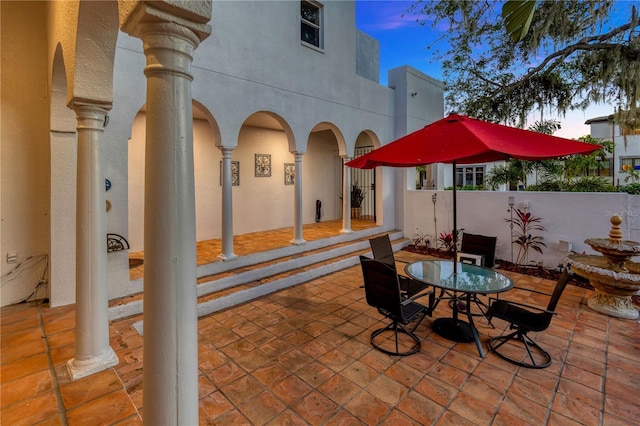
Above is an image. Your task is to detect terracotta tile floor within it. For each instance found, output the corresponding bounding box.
[3,223,640,425]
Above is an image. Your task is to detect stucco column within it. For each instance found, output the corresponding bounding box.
[219,146,237,260]
[292,152,306,244]
[121,3,211,421]
[67,102,119,380]
[341,156,353,233]
[141,23,201,425]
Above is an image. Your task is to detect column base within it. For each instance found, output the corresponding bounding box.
[67,347,119,380]
[291,239,306,245]
[218,253,238,262]
[339,228,353,234]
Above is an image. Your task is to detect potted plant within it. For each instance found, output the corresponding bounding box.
[351,183,366,219]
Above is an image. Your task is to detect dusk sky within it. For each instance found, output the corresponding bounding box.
[355,0,618,139]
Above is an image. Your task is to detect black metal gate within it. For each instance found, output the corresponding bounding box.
[352,147,376,221]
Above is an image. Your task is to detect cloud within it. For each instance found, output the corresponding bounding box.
[357,1,425,31]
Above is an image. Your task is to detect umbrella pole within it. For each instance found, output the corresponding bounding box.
[452,160,457,274]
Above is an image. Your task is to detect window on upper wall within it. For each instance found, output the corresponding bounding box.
[621,157,640,171]
[456,166,485,188]
[301,1,322,49]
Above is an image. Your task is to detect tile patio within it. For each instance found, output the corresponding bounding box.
[2,224,640,425]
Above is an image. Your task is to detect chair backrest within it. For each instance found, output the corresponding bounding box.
[460,233,497,267]
[369,235,396,269]
[547,268,571,313]
[359,255,404,320]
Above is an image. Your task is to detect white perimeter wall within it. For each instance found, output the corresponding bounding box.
[405,190,640,269]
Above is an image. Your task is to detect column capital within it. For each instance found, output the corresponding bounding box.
[219,146,235,157]
[68,100,112,131]
[68,99,112,114]
[119,1,212,43]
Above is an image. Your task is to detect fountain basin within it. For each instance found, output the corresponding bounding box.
[584,238,640,272]
[565,254,640,319]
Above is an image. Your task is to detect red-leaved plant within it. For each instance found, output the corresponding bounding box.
[506,208,547,265]
[438,229,463,254]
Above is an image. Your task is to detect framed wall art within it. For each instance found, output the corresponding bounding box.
[220,160,240,186]
[255,154,271,177]
[284,163,295,185]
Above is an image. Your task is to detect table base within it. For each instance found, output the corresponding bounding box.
[433,318,476,343]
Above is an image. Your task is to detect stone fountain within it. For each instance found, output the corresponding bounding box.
[565,214,640,320]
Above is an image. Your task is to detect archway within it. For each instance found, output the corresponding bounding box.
[352,131,378,222]
[127,102,221,251]
[234,111,295,234]
[306,122,345,224]
[48,43,79,307]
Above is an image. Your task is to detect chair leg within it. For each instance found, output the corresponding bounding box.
[489,330,552,369]
[410,310,428,333]
[472,296,495,328]
[433,288,453,311]
[370,321,421,356]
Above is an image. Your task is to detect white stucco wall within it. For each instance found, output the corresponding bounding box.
[405,190,640,269]
[1,2,51,306]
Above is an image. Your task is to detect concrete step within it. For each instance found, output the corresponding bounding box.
[108,229,410,322]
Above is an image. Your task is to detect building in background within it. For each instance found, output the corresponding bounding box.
[586,114,640,187]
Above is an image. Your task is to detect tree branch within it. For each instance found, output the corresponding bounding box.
[496,19,639,95]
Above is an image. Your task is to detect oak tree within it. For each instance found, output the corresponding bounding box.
[408,0,639,129]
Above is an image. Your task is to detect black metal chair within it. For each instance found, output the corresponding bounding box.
[369,234,429,298]
[452,233,498,321]
[359,255,435,356]
[459,232,497,267]
[486,268,570,368]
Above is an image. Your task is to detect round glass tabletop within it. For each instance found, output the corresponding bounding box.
[405,260,514,294]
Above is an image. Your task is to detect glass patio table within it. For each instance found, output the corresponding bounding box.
[405,259,514,357]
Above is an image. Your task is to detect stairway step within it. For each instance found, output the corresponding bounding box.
[109,230,410,321]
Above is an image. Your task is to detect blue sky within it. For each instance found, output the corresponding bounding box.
[355,0,617,139]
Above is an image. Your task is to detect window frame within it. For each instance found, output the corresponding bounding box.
[621,157,640,172]
[455,165,486,188]
[300,0,323,50]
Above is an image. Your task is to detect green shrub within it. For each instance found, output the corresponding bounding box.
[444,185,487,191]
[618,183,640,195]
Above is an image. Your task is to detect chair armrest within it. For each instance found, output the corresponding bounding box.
[511,286,551,297]
[409,289,436,313]
[488,297,555,315]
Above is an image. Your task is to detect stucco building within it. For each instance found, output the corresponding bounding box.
[1,1,444,421]
[2,1,444,308]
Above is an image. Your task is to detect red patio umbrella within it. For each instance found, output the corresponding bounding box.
[347,114,601,272]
